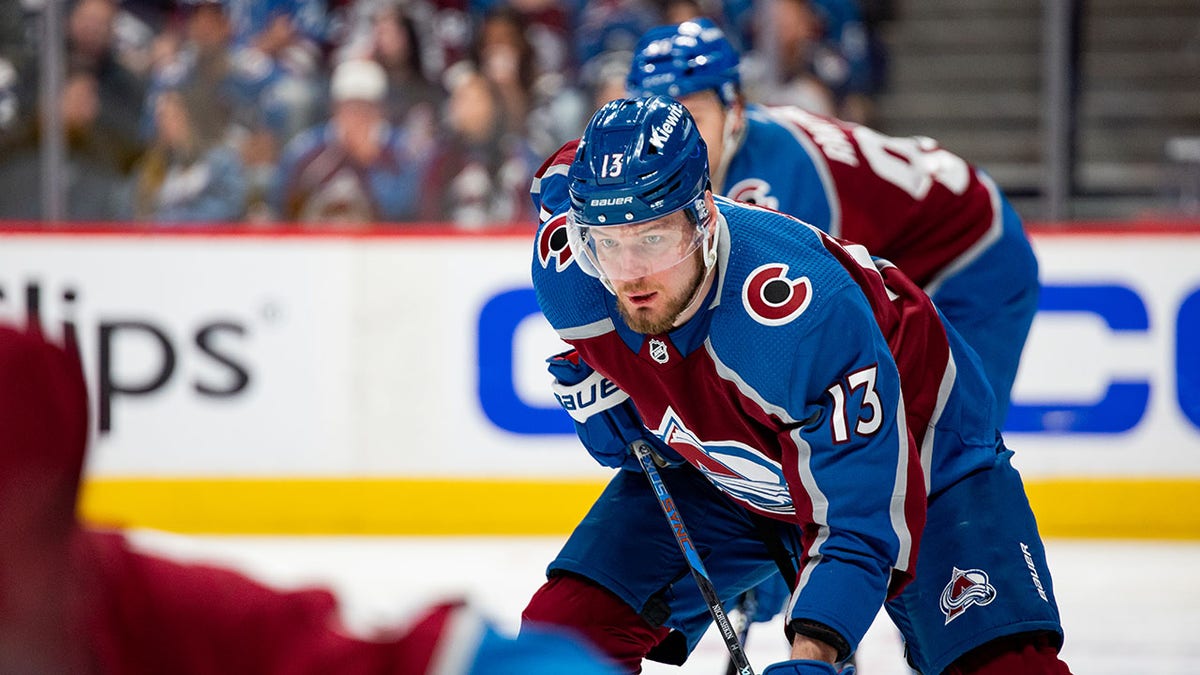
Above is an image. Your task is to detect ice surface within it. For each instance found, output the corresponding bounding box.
[126,532,1200,674]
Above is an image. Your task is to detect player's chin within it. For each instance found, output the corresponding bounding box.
[620,304,674,335]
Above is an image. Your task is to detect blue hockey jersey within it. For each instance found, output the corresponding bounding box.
[531,193,1001,651]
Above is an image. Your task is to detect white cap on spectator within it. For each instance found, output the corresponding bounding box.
[331,59,387,103]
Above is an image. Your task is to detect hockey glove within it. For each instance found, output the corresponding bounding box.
[763,660,855,675]
[547,350,683,471]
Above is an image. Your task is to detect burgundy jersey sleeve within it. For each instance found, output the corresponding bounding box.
[774,108,1000,287]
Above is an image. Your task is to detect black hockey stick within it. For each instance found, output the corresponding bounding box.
[631,440,756,675]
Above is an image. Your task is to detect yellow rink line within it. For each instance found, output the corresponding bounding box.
[79,477,1200,540]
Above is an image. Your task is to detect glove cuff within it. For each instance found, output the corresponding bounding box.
[785,619,851,663]
[762,659,839,675]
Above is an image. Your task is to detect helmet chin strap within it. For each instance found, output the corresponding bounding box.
[672,211,722,328]
[710,105,743,194]
[701,207,721,270]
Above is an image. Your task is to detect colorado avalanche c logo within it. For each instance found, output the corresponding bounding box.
[537,214,574,271]
[742,263,813,326]
[939,567,997,625]
[728,178,780,211]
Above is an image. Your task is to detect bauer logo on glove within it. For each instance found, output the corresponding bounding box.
[551,367,629,423]
[547,350,683,471]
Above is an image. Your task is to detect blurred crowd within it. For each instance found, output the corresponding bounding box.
[0,0,892,229]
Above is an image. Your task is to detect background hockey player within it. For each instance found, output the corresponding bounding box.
[521,95,1071,675]
[537,18,1038,428]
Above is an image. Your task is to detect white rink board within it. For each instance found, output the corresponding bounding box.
[1,230,1198,481]
[1007,233,1200,477]
[0,236,358,475]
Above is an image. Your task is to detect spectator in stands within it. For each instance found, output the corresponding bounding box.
[580,49,634,113]
[0,0,32,138]
[147,0,325,221]
[470,7,537,139]
[421,68,538,228]
[807,0,876,123]
[364,3,444,154]
[470,4,587,157]
[149,0,291,219]
[67,0,148,158]
[650,0,756,61]
[750,0,880,123]
[223,0,326,143]
[574,0,658,70]
[0,70,139,221]
[856,0,895,104]
[144,1,238,156]
[749,0,836,116]
[131,89,247,223]
[272,58,429,226]
[101,0,171,81]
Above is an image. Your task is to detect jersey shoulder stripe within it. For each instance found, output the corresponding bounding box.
[530,140,579,224]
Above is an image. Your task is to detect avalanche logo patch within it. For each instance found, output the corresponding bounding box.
[654,409,792,515]
[728,178,780,211]
[537,214,574,271]
[742,263,812,326]
[939,567,997,625]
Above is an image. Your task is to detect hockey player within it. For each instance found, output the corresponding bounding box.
[521,96,1071,675]
[0,323,619,675]
[541,18,1039,427]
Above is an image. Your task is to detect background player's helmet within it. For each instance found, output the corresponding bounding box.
[626,18,741,107]
[567,95,718,284]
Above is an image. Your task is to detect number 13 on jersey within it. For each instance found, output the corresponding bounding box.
[827,365,884,443]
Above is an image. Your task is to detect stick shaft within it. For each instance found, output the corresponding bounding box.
[632,441,755,675]
[725,589,758,675]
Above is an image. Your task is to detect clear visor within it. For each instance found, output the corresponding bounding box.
[567,201,712,282]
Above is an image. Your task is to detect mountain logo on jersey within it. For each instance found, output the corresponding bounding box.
[654,408,792,515]
[537,214,574,271]
[939,567,997,625]
[742,263,813,326]
[727,178,779,211]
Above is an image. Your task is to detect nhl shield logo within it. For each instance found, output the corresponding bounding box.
[939,567,997,625]
[649,339,670,364]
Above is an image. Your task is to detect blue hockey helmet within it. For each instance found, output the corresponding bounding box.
[626,18,741,107]
[567,95,718,283]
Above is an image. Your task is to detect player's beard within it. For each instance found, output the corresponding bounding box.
[615,256,706,335]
